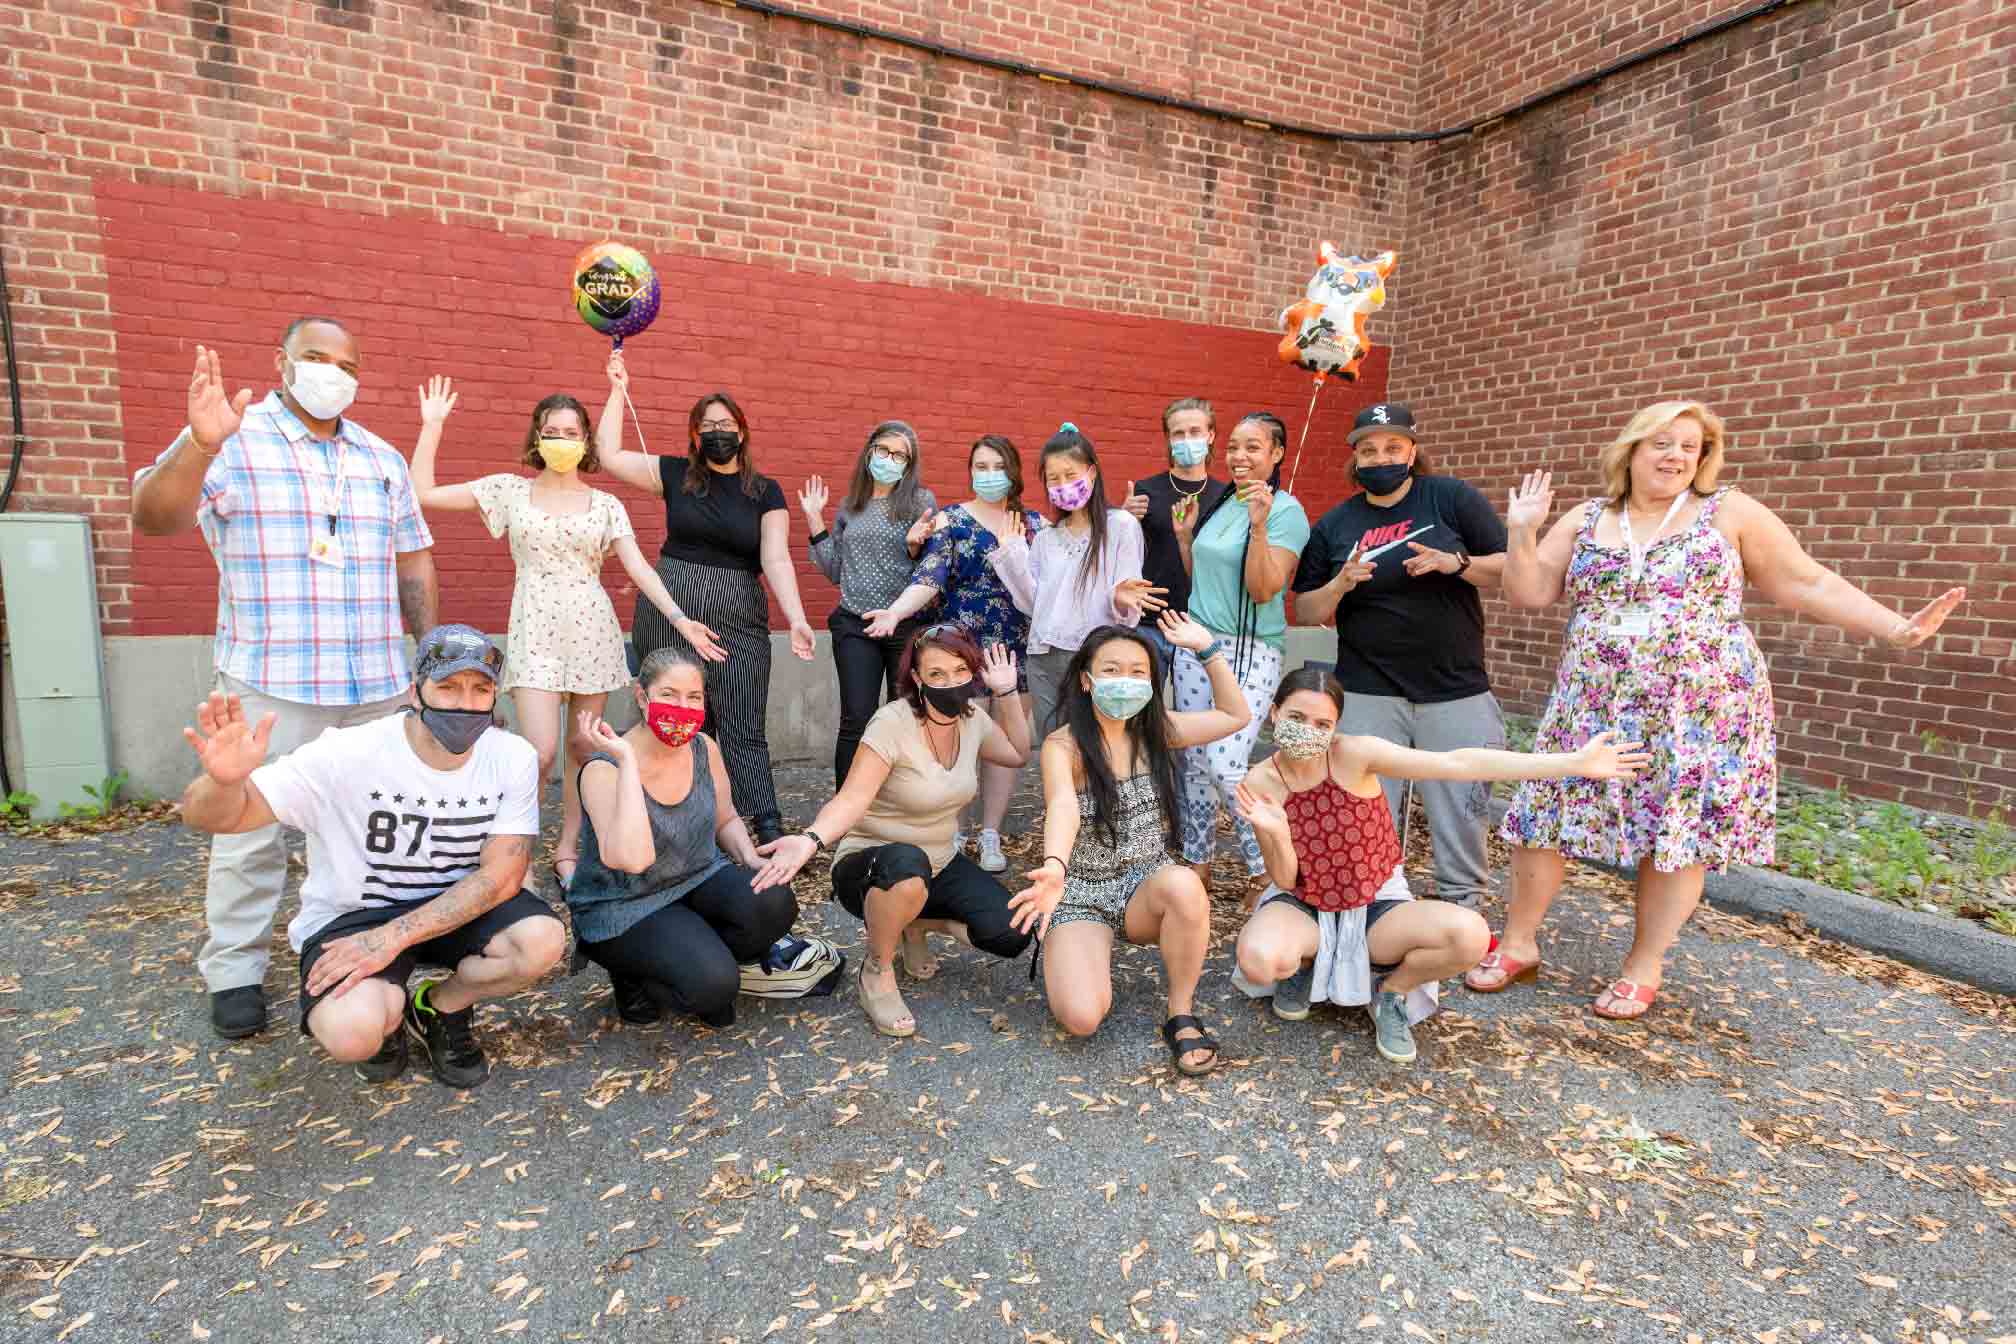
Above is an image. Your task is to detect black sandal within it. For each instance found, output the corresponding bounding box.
[1161,1014,1220,1076]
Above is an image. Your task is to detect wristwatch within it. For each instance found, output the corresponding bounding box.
[1454,549,1472,575]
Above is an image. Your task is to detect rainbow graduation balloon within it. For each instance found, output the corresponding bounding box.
[572,242,661,343]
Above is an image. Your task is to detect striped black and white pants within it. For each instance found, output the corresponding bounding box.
[633,555,782,830]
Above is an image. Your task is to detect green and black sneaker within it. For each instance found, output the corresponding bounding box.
[403,979,490,1089]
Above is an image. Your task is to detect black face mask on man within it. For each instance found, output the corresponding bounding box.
[415,692,492,755]
[698,429,741,464]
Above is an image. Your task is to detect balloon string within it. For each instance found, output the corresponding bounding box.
[1285,380,1323,496]
[622,383,648,455]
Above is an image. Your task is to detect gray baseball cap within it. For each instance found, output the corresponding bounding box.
[414,624,503,684]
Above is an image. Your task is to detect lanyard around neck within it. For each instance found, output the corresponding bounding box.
[290,431,353,533]
[1615,492,1688,586]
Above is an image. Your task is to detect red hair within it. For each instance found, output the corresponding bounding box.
[896,624,985,719]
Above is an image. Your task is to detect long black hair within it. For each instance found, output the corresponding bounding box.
[1056,625,1182,852]
[839,419,929,522]
[1190,412,1287,675]
[1038,424,1110,588]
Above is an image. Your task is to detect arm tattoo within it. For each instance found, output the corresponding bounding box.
[386,835,529,946]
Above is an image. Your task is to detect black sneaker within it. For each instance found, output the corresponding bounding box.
[353,1028,407,1084]
[611,974,661,1026]
[403,979,490,1089]
[210,985,267,1039]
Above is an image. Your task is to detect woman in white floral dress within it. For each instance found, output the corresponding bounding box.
[1478,400,1964,1020]
[409,376,726,887]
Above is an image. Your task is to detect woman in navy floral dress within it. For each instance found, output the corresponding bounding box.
[864,435,1044,871]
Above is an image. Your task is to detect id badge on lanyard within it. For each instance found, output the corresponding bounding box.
[1607,494,1687,642]
[298,437,352,569]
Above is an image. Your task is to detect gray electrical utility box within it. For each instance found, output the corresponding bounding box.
[0,514,112,819]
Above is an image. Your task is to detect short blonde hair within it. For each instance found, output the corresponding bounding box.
[1598,401,1727,503]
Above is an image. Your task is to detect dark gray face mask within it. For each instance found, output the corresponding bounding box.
[414,694,491,756]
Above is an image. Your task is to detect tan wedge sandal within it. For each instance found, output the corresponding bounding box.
[857,956,916,1037]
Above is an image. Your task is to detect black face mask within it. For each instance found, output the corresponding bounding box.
[920,681,979,719]
[698,430,742,465]
[414,694,492,756]
[1356,461,1411,496]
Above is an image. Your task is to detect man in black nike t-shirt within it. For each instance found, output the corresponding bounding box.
[1292,404,1510,911]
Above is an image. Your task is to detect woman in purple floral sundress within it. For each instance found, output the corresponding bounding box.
[1471,401,1965,1020]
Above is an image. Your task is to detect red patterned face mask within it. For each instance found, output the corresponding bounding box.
[644,701,704,747]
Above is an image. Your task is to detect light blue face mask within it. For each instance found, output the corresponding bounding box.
[1089,675,1154,721]
[972,468,1012,501]
[868,451,906,486]
[1170,437,1209,468]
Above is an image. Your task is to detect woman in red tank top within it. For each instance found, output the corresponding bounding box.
[1230,668,1646,1063]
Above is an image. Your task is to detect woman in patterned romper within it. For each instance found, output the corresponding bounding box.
[409,377,724,889]
[1009,615,1251,1076]
[1476,401,1965,1019]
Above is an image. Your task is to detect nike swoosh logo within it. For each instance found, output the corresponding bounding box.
[1359,525,1436,562]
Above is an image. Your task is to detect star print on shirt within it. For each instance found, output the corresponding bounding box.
[436,798,449,808]
[477,795,489,805]
[370,791,383,800]
[458,798,467,807]
[392,793,405,803]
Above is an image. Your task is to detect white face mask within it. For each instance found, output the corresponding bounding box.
[287,358,358,420]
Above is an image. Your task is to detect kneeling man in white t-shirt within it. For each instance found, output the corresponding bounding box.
[179,624,565,1088]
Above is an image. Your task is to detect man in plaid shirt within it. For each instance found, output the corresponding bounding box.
[133,316,441,1039]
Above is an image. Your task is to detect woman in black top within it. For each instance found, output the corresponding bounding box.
[1121,396,1230,673]
[597,351,816,844]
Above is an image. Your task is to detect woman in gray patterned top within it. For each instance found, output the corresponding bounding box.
[803,421,939,787]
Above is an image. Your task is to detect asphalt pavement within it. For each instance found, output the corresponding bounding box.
[2,765,2011,1344]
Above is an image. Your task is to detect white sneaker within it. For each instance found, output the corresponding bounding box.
[952,830,968,855]
[977,829,1007,872]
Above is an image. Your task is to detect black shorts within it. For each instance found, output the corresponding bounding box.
[1261,888,1406,976]
[830,843,1030,961]
[296,889,556,1032]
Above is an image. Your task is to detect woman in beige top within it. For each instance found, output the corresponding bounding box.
[409,377,726,889]
[752,625,1032,1036]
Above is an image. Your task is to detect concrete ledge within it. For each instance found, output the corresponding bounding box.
[1487,799,2016,997]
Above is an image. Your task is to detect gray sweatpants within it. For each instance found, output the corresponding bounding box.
[1340,690,1505,910]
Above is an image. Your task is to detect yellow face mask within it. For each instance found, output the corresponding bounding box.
[537,438,587,473]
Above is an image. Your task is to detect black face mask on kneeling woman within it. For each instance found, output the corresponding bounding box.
[920,681,981,719]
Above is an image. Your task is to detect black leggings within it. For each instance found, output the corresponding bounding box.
[830,606,918,789]
[831,843,1031,960]
[580,865,797,1026]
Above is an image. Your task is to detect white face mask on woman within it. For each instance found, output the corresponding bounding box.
[286,359,358,420]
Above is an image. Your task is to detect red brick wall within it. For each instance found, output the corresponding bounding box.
[1,0,1405,639]
[100,179,1386,633]
[1393,0,2016,812]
